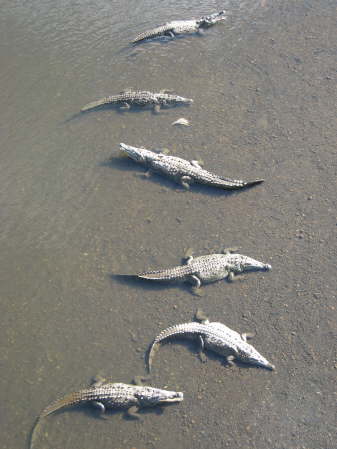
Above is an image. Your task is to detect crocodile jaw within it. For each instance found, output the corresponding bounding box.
[119,143,149,162]
[159,392,184,403]
[242,258,272,273]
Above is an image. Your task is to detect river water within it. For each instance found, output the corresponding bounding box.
[0,1,336,448]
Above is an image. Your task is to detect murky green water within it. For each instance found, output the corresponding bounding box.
[0,1,336,448]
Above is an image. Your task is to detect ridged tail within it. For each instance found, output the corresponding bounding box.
[148,323,203,372]
[30,391,83,449]
[81,96,116,112]
[216,178,264,190]
[133,25,173,43]
[40,391,84,418]
[138,264,193,281]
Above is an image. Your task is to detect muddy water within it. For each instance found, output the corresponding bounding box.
[0,1,336,448]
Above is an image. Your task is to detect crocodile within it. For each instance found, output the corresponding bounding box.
[30,377,183,449]
[119,143,264,190]
[132,10,226,43]
[81,90,193,113]
[137,249,272,292]
[148,310,275,372]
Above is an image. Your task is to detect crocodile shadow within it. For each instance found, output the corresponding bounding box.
[65,401,172,420]
[62,104,159,124]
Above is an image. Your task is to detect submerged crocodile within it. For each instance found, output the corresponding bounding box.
[30,377,183,449]
[148,310,275,372]
[81,90,193,113]
[120,143,264,190]
[133,10,226,43]
[137,249,272,292]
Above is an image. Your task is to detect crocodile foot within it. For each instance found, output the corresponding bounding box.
[194,334,207,362]
[226,355,236,367]
[91,374,107,387]
[91,401,107,418]
[126,406,141,419]
[132,376,151,386]
[195,308,209,324]
[227,272,245,282]
[191,286,203,297]
[182,248,194,264]
[119,102,131,110]
[223,247,240,254]
[241,332,255,342]
[180,175,192,189]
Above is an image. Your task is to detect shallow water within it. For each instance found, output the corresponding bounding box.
[0,1,336,448]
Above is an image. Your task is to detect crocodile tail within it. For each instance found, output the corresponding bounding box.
[147,342,160,373]
[138,264,193,281]
[81,96,116,112]
[40,390,84,418]
[217,178,264,190]
[148,323,203,372]
[243,179,264,188]
[133,25,173,43]
[30,391,83,449]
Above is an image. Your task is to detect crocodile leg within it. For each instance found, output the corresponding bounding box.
[227,271,234,282]
[185,255,193,264]
[153,104,161,113]
[91,401,106,418]
[197,335,207,363]
[190,160,203,169]
[189,274,201,289]
[195,308,210,324]
[241,332,255,342]
[182,248,194,264]
[180,175,192,189]
[126,406,141,419]
[133,376,151,386]
[223,247,240,254]
[189,274,203,296]
[226,355,236,367]
[228,272,245,282]
[120,102,130,110]
[91,374,106,387]
[140,169,153,178]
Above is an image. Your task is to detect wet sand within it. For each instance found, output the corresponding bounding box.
[0,1,336,448]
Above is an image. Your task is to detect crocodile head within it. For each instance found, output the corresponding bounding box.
[119,143,154,164]
[165,95,193,105]
[228,254,272,274]
[198,10,226,28]
[135,387,184,406]
[238,345,275,370]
